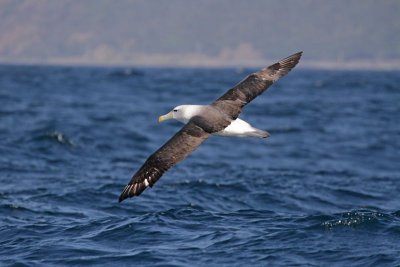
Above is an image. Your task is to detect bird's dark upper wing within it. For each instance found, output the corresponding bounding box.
[211,51,302,120]
[119,119,210,202]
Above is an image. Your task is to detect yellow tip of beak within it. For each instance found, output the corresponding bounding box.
[158,111,173,122]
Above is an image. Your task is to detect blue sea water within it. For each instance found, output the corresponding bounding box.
[0,64,399,266]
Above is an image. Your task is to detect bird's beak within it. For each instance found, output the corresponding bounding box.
[158,111,174,122]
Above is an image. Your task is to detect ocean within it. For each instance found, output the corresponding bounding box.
[0,65,399,266]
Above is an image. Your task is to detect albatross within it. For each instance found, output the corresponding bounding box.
[119,51,302,202]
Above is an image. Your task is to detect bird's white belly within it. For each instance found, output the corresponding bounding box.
[212,118,255,137]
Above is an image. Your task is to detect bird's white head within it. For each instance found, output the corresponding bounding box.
[159,105,201,124]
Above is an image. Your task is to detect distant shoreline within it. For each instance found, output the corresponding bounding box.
[1,56,400,70]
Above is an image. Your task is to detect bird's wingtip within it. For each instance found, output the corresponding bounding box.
[118,187,129,203]
[288,51,303,60]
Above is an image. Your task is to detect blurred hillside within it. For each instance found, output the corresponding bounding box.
[0,0,399,68]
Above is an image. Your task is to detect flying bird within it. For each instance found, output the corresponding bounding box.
[119,51,302,202]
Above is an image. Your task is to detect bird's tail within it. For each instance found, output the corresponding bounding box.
[247,129,270,138]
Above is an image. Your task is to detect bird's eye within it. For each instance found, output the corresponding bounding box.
[173,109,177,112]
